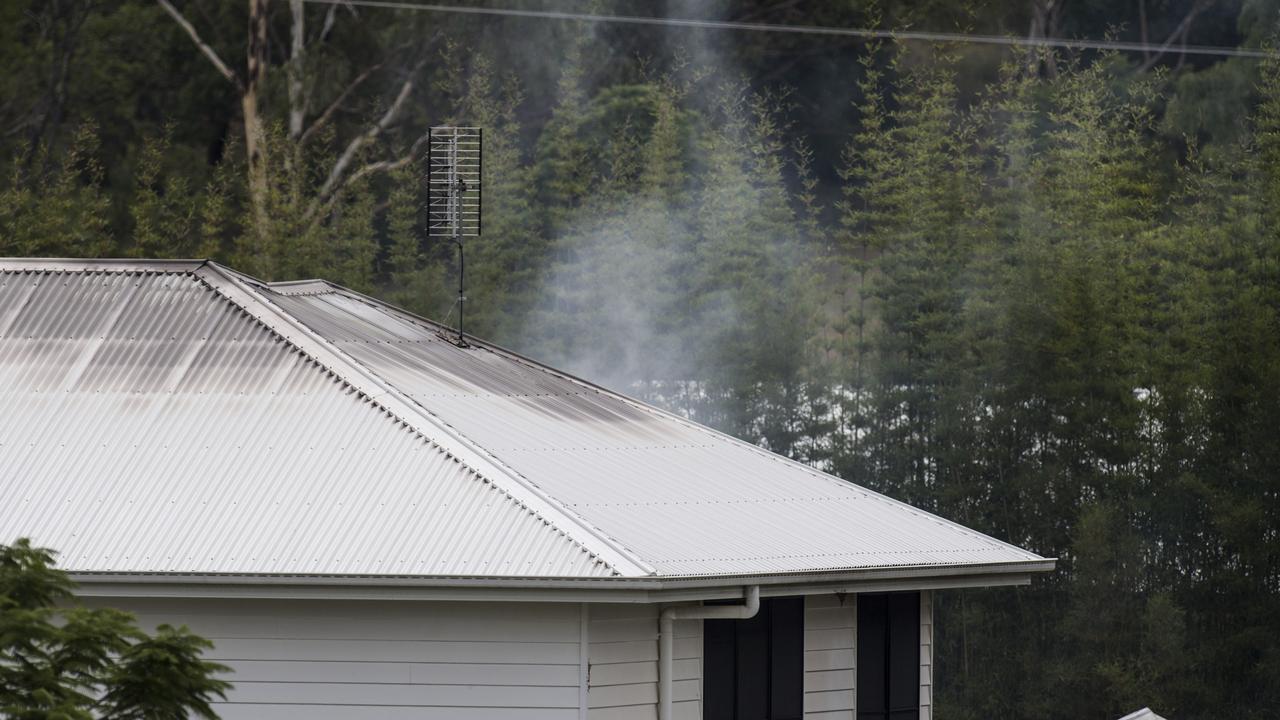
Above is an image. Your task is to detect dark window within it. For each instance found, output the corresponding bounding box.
[704,596,804,720]
[856,592,920,720]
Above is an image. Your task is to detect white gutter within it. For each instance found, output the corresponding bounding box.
[68,558,1055,589]
[658,585,760,720]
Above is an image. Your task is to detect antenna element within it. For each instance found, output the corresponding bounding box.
[427,126,482,346]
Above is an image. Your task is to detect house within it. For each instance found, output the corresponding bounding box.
[0,258,1054,720]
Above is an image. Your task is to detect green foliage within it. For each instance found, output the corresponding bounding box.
[99,626,225,720]
[439,52,537,337]
[0,540,230,720]
[816,33,1280,720]
[688,84,817,452]
[533,29,596,237]
[129,129,236,259]
[0,125,112,258]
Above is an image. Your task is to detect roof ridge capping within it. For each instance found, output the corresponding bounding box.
[192,261,657,578]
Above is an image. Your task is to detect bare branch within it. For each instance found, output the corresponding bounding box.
[314,0,359,43]
[302,32,443,225]
[320,2,339,42]
[1138,0,1151,62]
[1173,15,1198,72]
[1136,0,1211,74]
[156,0,243,92]
[310,130,430,223]
[298,59,386,146]
[316,59,426,200]
[345,129,431,185]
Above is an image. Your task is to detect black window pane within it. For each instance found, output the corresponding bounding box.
[858,593,919,720]
[769,597,804,720]
[705,618,736,720]
[857,594,888,716]
[702,596,806,720]
[735,607,770,720]
[887,593,920,712]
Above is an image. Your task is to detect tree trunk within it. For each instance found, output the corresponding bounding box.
[244,0,271,246]
[1026,0,1060,78]
[288,0,306,140]
[1138,0,1151,62]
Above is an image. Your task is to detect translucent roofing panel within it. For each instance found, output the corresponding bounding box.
[0,268,613,577]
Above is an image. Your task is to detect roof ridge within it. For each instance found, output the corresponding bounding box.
[194,262,654,577]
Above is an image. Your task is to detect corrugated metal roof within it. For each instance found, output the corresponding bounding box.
[259,271,1048,578]
[1,259,1051,581]
[0,262,615,577]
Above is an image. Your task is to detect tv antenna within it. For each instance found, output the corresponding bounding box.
[427,126,482,347]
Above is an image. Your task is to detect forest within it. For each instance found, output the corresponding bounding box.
[2,1,1279,718]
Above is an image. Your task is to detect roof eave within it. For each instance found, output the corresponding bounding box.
[68,558,1057,603]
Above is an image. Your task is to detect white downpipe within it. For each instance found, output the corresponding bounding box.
[658,585,760,720]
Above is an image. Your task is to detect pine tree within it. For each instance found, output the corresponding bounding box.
[533,30,596,238]
[445,55,536,342]
[688,83,814,451]
[0,124,112,257]
[522,81,694,396]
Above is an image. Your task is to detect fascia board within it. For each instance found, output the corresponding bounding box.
[68,559,1055,603]
[70,572,1035,604]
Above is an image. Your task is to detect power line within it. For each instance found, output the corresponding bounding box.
[301,0,1276,60]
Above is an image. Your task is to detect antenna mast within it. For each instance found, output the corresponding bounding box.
[427,126,482,346]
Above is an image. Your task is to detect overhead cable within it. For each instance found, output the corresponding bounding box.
[300,0,1277,60]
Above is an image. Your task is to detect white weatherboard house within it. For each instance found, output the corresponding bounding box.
[1,259,1054,720]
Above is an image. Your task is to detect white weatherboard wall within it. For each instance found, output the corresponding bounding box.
[88,597,583,720]
[801,592,934,720]
[88,593,935,720]
[804,594,856,719]
[586,604,701,720]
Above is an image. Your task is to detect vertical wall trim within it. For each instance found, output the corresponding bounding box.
[579,603,590,720]
[849,591,860,707]
[851,592,858,713]
[697,615,705,719]
[920,591,933,720]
